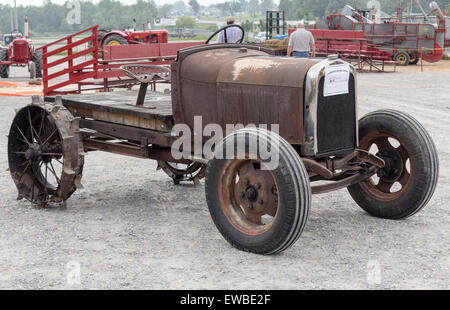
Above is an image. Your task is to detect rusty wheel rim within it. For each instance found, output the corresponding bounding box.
[218,159,279,235]
[9,108,64,204]
[8,104,84,206]
[360,132,412,201]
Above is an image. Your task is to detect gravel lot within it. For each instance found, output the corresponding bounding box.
[0,61,449,290]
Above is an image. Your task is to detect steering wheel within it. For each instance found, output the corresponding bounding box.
[205,24,245,44]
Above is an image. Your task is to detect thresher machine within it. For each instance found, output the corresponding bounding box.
[318,1,447,65]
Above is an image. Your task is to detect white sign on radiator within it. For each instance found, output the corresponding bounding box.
[323,63,350,97]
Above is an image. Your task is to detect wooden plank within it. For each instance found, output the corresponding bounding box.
[44,90,174,128]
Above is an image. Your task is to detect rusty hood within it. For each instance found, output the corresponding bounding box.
[218,56,320,88]
[179,47,319,88]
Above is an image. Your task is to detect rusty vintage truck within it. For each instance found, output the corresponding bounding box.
[7,43,439,254]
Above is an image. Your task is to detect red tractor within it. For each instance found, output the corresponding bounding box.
[0,16,42,79]
[99,20,168,47]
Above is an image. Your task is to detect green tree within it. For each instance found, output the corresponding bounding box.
[249,0,260,17]
[207,24,218,32]
[159,4,173,17]
[176,16,196,29]
[189,0,201,16]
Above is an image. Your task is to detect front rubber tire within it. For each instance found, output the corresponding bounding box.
[0,49,9,78]
[103,34,128,46]
[205,128,311,254]
[348,110,439,219]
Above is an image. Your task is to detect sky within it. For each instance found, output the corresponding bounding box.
[0,0,257,7]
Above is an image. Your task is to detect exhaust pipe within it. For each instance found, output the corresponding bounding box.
[24,16,29,39]
[429,1,445,27]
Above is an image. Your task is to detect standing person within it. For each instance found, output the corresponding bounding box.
[217,16,243,43]
[287,22,316,58]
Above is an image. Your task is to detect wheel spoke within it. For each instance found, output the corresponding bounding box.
[238,161,256,176]
[263,203,277,217]
[396,145,409,161]
[54,158,63,165]
[17,162,30,183]
[43,163,49,199]
[233,181,245,207]
[243,208,262,225]
[16,126,31,146]
[374,137,391,150]
[377,180,393,193]
[27,109,35,142]
[398,171,410,186]
[41,128,58,147]
[48,161,60,185]
[37,111,45,140]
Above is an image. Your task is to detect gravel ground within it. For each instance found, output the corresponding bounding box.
[0,62,449,290]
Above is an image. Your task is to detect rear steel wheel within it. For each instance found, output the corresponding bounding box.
[8,99,84,206]
[348,110,439,219]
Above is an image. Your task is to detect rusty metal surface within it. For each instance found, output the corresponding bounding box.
[120,65,171,83]
[7,96,84,206]
[311,167,377,195]
[172,45,318,145]
[157,161,206,185]
[358,131,412,201]
[304,149,385,194]
[217,159,279,235]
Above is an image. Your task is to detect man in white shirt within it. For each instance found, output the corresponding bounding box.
[217,16,243,43]
[287,22,316,58]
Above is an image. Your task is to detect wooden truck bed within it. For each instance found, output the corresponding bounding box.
[44,90,174,132]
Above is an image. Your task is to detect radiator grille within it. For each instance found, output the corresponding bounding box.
[316,74,356,156]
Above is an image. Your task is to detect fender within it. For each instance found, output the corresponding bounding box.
[100,31,128,46]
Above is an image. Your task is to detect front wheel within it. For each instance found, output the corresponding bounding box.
[393,51,411,66]
[348,110,439,219]
[205,128,311,254]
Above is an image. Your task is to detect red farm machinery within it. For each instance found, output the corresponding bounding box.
[0,6,42,79]
[316,1,447,66]
[98,20,169,47]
